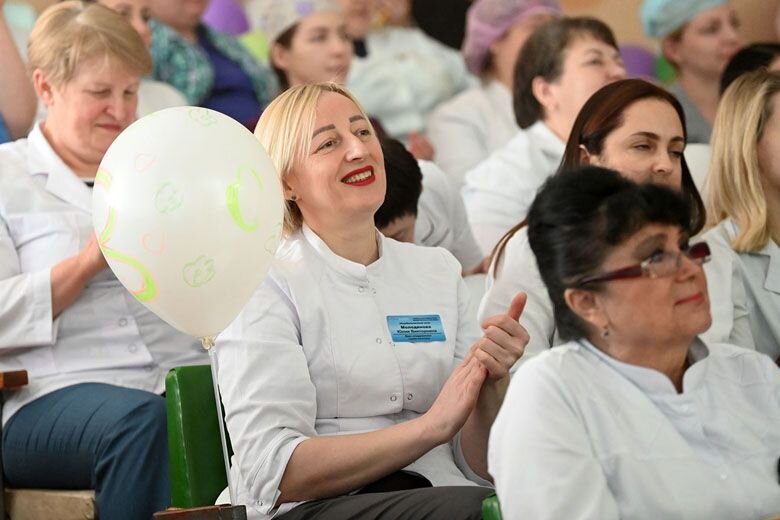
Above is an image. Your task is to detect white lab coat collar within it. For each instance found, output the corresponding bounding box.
[528,120,565,157]
[722,218,780,294]
[300,223,385,282]
[577,338,710,396]
[26,123,93,214]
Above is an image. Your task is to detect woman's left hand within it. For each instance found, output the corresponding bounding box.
[471,292,529,382]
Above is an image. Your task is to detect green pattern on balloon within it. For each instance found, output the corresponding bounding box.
[188,108,218,127]
[183,255,216,287]
[95,168,113,189]
[155,182,183,214]
[226,165,264,231]
[97,207,158,302]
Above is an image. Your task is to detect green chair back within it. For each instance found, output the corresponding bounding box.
[166,364,501,518]
[482,493,502,520]
[165,365,232,508]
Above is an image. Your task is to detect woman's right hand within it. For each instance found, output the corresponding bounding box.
[51,234,108,318]
[78,234,109,279]
[422,354,487,444]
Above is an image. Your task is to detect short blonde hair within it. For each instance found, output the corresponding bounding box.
[706,69,780,251]
[28,1,151,87]
[255,82,372,235]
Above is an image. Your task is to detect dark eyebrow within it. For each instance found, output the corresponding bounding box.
[312,124,335,138]
[633,233,668,259]
[349,115,366,123]
[629,132,686,144]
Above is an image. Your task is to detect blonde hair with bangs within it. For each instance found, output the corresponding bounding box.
[28,1,151,87]
[706,69,780,251]
[255,82,372,235]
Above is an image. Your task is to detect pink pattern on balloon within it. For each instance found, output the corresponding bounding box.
[134,153,157,173]
[142,232,166,256]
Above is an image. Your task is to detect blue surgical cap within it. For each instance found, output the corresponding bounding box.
[641,0,728,39]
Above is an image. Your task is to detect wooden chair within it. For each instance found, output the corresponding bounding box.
[0,370,96,520]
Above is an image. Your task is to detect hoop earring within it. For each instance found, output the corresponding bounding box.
[289,195,297,202]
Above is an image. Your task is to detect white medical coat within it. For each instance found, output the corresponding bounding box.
[215,225,487,519]
[489,339,780,520]
[461,120,564,255]
[427,80,517,186]
[0,124,204,423]
[416,160,483,272]
[704,219,779,360]
[347,26,476,141]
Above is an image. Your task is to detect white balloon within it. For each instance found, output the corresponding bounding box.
[92,107,284,338]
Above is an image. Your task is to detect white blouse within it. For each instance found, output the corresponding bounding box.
[461,121,564,255]
[215,225,487,519]
[489,339,780,520]
[704,219,780,360]
[427,80,517,186]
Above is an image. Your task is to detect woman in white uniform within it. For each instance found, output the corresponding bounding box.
[0,3,204,518]
[257,0,351,92]
[489,166,780,519]
[641,0,742,143]
[215,82,528,520]
[704,69,780,362]
[462,16,625,254]
[478,79,750,370]
[427,0,560,185]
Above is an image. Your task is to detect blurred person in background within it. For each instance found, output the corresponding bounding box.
[148,0,276,128]
[642,0,742,143]
[427,0,561,185]
[462,16,625,254]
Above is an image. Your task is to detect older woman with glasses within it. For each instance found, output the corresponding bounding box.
[489,166,780,519]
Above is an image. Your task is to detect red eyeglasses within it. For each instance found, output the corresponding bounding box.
[575,241,711,287]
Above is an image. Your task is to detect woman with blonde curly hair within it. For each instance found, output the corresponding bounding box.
[704,68,780,361]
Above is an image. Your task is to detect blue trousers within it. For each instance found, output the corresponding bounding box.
[2,383,170,519]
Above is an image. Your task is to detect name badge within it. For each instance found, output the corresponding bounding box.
[386,315,446,343]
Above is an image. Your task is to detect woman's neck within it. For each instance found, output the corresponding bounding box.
[307,219,379,266]
[542,116,570,144]
[40,121,99,178]
[594,336,692,393]
[677,71,721,124]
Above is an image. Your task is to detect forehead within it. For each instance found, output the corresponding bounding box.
[612,98,684,136]
[564,33,613,55]
[689,4,735,25]
[605,223,683,262]
[68,55,138,84]
[298,10,346,30]
[314,91,363,123]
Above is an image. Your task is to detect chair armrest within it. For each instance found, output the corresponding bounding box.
[0,370,28,389]
[154,505,246,519]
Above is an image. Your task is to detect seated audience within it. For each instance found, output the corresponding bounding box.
[720,42,780,94]
[478,79,751,370]
[148,0,276,128]
[215,82,528,519]
[489,166,780,519]
[641,0,741,143]
[375,137,483,274]
[427,0,560,184]
[0,3,205,518]
[86,0,188,116]
[340,0,475,149]
[704,69,780,361]
[258,0,350,91]
[0,0,36,141]
[462,16,625,253]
